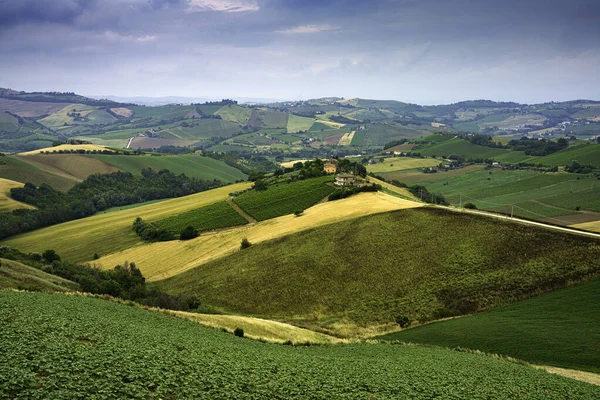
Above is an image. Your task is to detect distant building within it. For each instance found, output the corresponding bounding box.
[324,159,338,174]
[335,173,356,186]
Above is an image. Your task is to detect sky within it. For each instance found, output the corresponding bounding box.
[0,0,599,104]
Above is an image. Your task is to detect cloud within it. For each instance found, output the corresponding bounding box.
[276,24,339,34]
[185,0,259,13]
[0,0,90,27]
[101,31,157,43]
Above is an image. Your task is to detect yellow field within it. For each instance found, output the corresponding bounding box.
[0,182,252,263]
[315,119,346,128]
[367,157,441,173]
[37,104,98,128]
[338,131,355,146]
[17,154,119,181]
[20,144,110,156]
[368,176,419,201]
[570,221,600,233]
[110,107,133,117]
[170,311,339,344]
[0,178,36,213]
[96,192,422,281]
[280,159,311,168]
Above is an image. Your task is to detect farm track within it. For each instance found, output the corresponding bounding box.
[227,198,257,223]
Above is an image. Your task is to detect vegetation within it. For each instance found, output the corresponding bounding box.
[0,257,78,292]
[233,175,335,221]
[2,291,597,399]
[132,217,174,242]
[154,201,248,236]
[0,168,222,240]
[378,279,600,373]
[157,208,600,336]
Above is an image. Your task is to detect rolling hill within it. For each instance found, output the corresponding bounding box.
[0,178,36,212]
[0,258,79,292]
[1,291,597,399]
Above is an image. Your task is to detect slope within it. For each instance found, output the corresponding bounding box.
[1,291,597,399]
[0,178,36,212]
[0,258,79,292]
[377,279,600,373]
[157,207,600,337]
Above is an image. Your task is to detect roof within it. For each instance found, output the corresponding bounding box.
[337,173,355,178]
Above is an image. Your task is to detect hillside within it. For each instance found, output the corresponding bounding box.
[0,258,79,292]
[378,279,600,373]
[1,291,597,399]
[156,207,600,337]
[0,178,36,212]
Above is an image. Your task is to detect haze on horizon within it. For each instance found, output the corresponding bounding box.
[0,0,599,105]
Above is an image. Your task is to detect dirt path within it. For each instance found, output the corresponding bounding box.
[534,365,600,386]
[227,198,256,223]
[126,137,133,149]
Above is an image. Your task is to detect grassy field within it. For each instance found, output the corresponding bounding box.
[416,138,509,159]
[0,182,252,263]
[0,112,20,132]
[287,114,315,133]
[3,292,596,399]
[155,201,249,235]
[0,156,77,191]
[532,143,600,167]
[367,157,440,173]
[378,279,600,373]
[89,153,247,182]
[233,176,335,221]
[157,207,600,337]
[130,105,193,120]
[37,104,98,128]
[214,104,252,125]
[0,178,36,212]
[20,143,110,155]
[98,192,421,282]
[17,154,120,181]
[0,258,78,292]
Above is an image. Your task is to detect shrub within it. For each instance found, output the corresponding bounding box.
[464,203,477,209]
[180,226,198,240]
[294,209,304,217]
[234,327,244,338]
[395,315,411,328]
[240,238,252,250]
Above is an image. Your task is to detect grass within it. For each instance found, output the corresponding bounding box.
[532,143,600,167]
[377,279,600,373]
[0,156,77,191]
[416,138,509,159]
[367,157,440,173]
[17,154,120,181]
[37,104,98,128]
[0,178,35,212]
[97,192,420,282]
[214,104,252,125]
[157,207,600,337]
[0,112,20,132]
[0,258,78,292]
[0,182,252,263]
[130,105,193,119]
[20,144,109,155]
[233,176,335,221]
[287,114,315,133]
[89,153,247,183]
[155,201,249,235]
[3,292,597,398]
[168,119,241,139]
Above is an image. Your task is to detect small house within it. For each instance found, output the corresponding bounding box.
[335,173,356,186]
[324,159,338,174]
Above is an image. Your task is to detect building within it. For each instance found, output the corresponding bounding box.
[323,159,338,174]
[335,173,356,186]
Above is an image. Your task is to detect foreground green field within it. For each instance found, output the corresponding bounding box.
[378,279,600,373]
[0,182,252,263]
[157,207,600,336]
[2,291,597,399]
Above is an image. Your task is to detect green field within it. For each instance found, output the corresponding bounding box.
[168,119,241,139]
[287,114,315,133]
[2,291,597,399]
[155,201,248,235]
[0,112,20,132]
[130,105,193,119]
[532,143,600,167]
[233,176,335,221]
[0,156,77,191]
[378,279,600,373]
[157,208,600,336]
[214,104,252,125]
[0,258,79,292]
[89,154,247,182]
[367,157,440,173]
[416,138,509,159]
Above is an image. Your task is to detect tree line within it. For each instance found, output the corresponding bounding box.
[0,168,222,240]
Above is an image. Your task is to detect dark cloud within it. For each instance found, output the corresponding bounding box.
[0,0,94,26]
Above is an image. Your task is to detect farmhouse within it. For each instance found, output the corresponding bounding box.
[324,159,338,174]
[335,173,370,187]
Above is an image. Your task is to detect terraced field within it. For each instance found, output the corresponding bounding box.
[0,182,252,263]
[3,291,596,399]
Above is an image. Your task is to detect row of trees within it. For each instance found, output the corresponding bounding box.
[0,168,222,240]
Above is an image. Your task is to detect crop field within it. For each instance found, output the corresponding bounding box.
[129,137,198,149]
[214,104,252,125]
[0,112,19,132]
[0,99,71,118]
[86,109,118,125]
[157,207,600,337]
[20,144,110,155]
[287,114,315,133]
[206,143,253,153]
[0,182,252,263]
[169,119,241,139]
[572,220,600,233]
[0,178,35,213]
[155,201,248,235]
[38,104,98,128]
[367,157,440,173]
[18,154,119,181]
[416,138,509,159]
[378,164,485,184]
[0,156,77,191]
[256,109,289,128]
[378,279,600,374]
[130,105,193,119]
[233,176,335,221]
[0,258,78,292]
[337,131,355,146]
[532,144,600,167]
[98,192,421,281]
[110,107,133,117]
[3,292,596,399]
[89,153,247,182]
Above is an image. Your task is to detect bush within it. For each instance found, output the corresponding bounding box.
[240,238,252,249]
[42,249,61,263]
[395,315,411,328]
[180,226,198,240]
[464,203,477,209]
[234,327,244,338]
[294,209,304,217]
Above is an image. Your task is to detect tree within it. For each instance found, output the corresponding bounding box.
[42,249,61,263]
[234,327,244,337]
[464,203,477,209]
[240,238,252,249]
[180,226,198,240]
[253,179,268,191]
